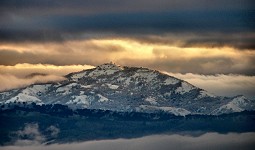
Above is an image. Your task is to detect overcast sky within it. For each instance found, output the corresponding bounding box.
[0,0,254,98]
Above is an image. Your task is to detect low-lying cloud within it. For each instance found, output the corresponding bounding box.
[164,72,255,99]
[1,132,254,150]
[0,74,65,92]
[46,126,60,138]
[0,63,94,92]
[13,123,45,146]
[0,63,94,77]
[9,123,60,146]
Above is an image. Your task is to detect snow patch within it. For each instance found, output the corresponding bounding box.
[163,77,179,85]
[139,105,190,116]
[5,93,42,104]
[97,94,109,102]
[164,92,172,97]
[131,69,158,82]
[145,97,157,105]
[81,85,93,88]
[88,69,118,77]
[4,84,52,104]
[66,94,90,108]
[211,96,249,115]
[124,77,131,85]
[175,82,196,94]
[56,83,77,95]
[22,84,51,96]
[106,84,119,90]
[197,90,216,99]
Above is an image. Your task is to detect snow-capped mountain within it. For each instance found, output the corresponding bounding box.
[0,63,254,116]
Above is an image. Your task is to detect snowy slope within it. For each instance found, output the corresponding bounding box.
[0,62,254,116]
[211,96,255,115]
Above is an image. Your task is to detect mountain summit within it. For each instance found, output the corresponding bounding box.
[0,63,254,116]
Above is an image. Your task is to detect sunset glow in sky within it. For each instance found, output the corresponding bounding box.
[0,0,254,98]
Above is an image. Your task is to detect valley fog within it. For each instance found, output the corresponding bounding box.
[1,132,255,150]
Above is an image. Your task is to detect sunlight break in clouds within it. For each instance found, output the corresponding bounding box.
[1,38,255,75]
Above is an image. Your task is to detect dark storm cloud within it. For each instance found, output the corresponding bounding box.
[0,0,254,50]
[181,35,255,50]
[1,0,252,14]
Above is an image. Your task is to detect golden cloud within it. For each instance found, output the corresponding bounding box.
[0,38,255,75]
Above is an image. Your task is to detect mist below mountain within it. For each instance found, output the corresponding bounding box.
[1,132,254,150]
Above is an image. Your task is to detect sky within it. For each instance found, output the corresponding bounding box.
[0,0,255,98]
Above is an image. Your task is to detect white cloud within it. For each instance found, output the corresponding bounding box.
[9,123,61,147]
[46,126,60,138]
[14,123,45,146]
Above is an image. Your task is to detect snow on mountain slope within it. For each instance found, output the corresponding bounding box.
[22,84,52,96]
[197,90,216,99]
[5,93,42,104]
[175,81,197,94]
[0,62,254,116]
[138,105,191,116]
[163,77,179,85]
[66,93,90,108]
[97,94,109,102]
[211,96,255,115]
[145,97,158,105]
[2,84,52,104]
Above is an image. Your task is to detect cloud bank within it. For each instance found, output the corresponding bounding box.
[0,63,94,77]
[13,123,45,146]
[165,72,255,99]
[0,64,94,92]
[0,74,65,92]
[9,123,60,146]
[0,0,254,49]
[1,132,254,150]
[1,39,255,75]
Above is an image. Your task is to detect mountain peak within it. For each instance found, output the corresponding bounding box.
[96,62,123,70]
[1,63,254,116]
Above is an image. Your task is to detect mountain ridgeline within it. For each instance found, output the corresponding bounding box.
[0,62,254,116]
